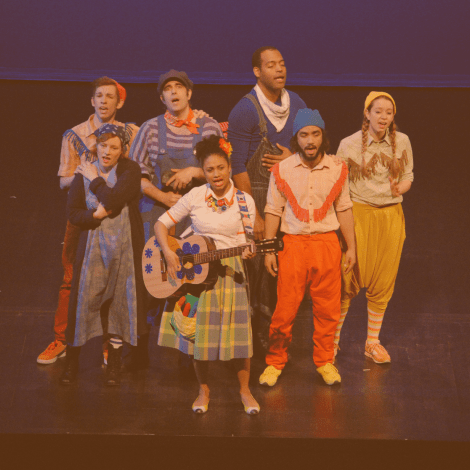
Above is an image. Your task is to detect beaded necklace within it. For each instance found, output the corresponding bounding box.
[206,194,233,214]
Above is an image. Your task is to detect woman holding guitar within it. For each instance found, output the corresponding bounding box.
[155,135,260,414]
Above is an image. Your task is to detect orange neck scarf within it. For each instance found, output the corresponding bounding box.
[164,109,200,134]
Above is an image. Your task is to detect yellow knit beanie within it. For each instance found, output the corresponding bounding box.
[364,91,396,114]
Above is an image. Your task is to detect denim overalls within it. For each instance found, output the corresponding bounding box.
[139,114,204,242]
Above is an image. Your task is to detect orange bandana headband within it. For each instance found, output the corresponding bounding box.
[364,91,396,114]
[112,80,127,105]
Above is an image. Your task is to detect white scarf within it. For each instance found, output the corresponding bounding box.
[254,84,291,133]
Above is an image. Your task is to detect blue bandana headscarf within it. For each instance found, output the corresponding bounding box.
[94,124,129,146]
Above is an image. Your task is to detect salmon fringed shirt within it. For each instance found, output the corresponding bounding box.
[265,153,352,235]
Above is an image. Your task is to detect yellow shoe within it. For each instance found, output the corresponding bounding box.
[316,363,341,385]
[365,341,391,364]
[259,365,282,387]
[37,341,66,364]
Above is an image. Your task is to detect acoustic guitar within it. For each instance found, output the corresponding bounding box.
[142,234,283,299]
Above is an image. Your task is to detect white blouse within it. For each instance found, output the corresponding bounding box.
[158,180,256,249]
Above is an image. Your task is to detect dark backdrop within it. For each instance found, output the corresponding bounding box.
[1,80,469,316]
[1,0,469,86]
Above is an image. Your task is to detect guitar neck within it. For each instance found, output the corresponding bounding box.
[191,245,247,265]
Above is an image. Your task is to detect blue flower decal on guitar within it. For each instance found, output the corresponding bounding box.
[144,248,153,258]
[175,242,202,282]
[145,264,153,274]
[153,239,160,247]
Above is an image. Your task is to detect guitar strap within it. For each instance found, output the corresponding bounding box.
[235,189,254,309]
[235,189,254,242]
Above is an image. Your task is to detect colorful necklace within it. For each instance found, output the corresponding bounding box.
[206,195,233,214]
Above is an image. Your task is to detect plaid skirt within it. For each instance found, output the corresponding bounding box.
[157,256,253,361]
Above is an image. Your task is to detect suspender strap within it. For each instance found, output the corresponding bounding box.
[244,93,268,137]
[157,114,167,151]
[192,117,204,145]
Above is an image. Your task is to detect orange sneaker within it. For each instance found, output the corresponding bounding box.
[37,341,66,364]
[365,341,391,364]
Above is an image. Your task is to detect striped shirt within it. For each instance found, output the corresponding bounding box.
[129,115,222,178]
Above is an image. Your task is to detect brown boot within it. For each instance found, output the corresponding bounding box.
[106,345,122,386]
[59,346,81,385]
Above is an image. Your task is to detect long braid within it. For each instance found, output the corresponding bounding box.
[361,116,369,158]
[389,120,397,159]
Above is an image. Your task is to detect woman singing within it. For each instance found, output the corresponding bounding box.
[334,92,414,364]
[155,135,260,414]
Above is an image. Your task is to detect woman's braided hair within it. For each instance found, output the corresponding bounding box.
[361,96,397,158]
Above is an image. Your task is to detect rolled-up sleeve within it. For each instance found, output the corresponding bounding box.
[158,192,192,229]
[264,171,286,217]
[58,135,80,177]
[400,135,414,183]
[334,175,353,212]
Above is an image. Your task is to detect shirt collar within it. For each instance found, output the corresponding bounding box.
[293,152,331,170]
[367,128,391,147]
[205,179,235,203]
[85,115,97,138]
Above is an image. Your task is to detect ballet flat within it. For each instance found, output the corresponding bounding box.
[192,400,209,414]
[241,394,260,415]
[244,404,260,415]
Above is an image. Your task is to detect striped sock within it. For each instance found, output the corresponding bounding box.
[334,309,349,345]
[109,337,123,349]
[367,309,385,344]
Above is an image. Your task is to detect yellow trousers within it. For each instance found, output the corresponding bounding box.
[341,202,406,314]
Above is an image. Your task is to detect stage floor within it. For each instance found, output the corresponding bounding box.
[1,192,470,467]
[1,304,469,441]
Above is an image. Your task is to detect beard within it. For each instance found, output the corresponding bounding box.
[299,145,322,161]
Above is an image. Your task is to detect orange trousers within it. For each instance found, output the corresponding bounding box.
[54,220,81,343]
[266,232,341,368]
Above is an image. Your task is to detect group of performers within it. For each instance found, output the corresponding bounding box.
[36,46,414,415]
